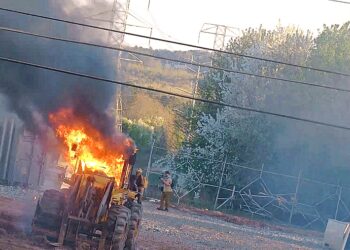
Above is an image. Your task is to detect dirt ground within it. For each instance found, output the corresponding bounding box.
[137,201,324,250]
[0,188,325,250]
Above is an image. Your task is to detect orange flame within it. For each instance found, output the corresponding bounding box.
[49,108,131,184]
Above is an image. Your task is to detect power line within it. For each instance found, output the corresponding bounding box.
[2,27,350,94]
[1,7,350,77]
[1,56,350,131]
[329,0,350,4]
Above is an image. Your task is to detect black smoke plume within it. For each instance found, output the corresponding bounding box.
[0,0,118,137]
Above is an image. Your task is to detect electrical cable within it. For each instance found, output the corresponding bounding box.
[1,55,350,131]
[1,27,350,94]
[1,7,350,77]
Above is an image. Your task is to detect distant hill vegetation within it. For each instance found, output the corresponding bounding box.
[120,47,211,149]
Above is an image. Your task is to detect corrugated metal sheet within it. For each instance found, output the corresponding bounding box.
[0,116,46,187]
[0,115,64,189]
[0,117,16,183]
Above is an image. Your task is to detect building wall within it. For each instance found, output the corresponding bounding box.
[0,117,17,183]
[0,114,61,188]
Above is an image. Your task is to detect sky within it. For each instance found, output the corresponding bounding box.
[5,0,350,50]
[118,0,350,50]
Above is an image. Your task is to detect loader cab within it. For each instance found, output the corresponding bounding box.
[119,151,137,189]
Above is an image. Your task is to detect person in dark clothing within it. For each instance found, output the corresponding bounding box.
[129,174,138,192]
[128,168,145,203]
[134,168,145,203]
[135,168,145,189]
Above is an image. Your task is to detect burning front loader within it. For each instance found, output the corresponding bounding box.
[32,152,142,250]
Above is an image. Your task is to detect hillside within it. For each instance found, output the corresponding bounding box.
[120,48,211,149]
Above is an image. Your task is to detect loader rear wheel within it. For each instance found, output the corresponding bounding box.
[108,205,130,250]
[124,203,142,250]
[33,189,65,230]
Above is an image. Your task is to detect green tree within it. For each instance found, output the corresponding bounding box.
[122,117,164,147]
[310,22,350,74]
[168,25,313,186]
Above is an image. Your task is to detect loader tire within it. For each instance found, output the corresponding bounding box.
[124,203,142,250]
[108,205,130,250]
[33,189,65,230]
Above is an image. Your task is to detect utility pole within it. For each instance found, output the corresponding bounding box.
[187,56,203,113]
[193,23,240,130]
[88,0,152,133]
[214,156,227,209]
[289,169,303,224]
[184,57,206,140]
[198,23,240,50]
[108,0,131,133]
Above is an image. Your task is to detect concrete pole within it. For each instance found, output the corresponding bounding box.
[214,156,227,210]
[335,185,342,220]
[144,139,155,197]
[37,151,47,187]
[3,118,15,180]
[146,139,155,180]
[289,169,302,224]
[25,135,35,186]
[0,118,8,169]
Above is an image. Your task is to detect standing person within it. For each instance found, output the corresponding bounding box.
[135,168,145,204]
[128,168,145,204]
[157,171,173,211]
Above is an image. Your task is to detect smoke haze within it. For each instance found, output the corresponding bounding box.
[0,0,119,137]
